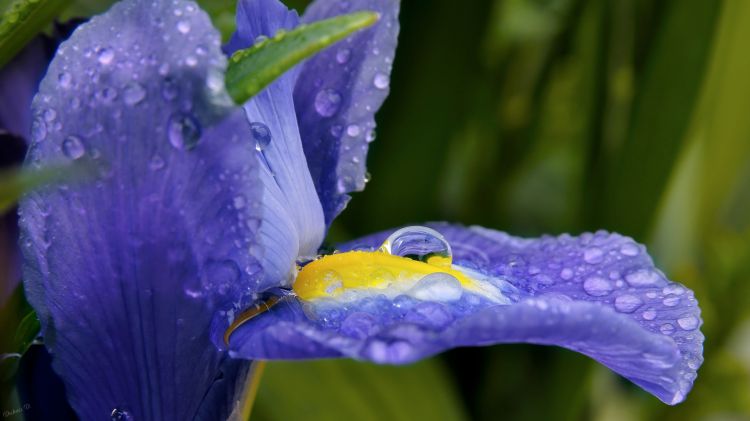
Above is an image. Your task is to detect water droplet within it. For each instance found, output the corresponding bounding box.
[614,294,643,313]
[58,72,72,88]
[233,196,246,209]
[97,87,118,103]
[346,124,361,137]
[583,247,604,264]
[559,268,574,280]
[167,112,202,150]
[662,296,680,307]
[31,117,47,142]
[625,269,661,287]
[177,20,191,34]
[660,323,675,335]
[123,82,146,105]
[149,155,165,171]
[336,48,351,63]
[185,55,198,67]
[409,273,463,302]
[620,243,640,256]
[43,108,56,122]
[373,72,390,90]
[583,276,612,296]
[330,125,343,138]
[249,122,271,150]
[162,76,179,100]
[314,89,342,117]
[642,309,657,320]
[62,136,85,160]
[677,315,699,330]
[379,226,452,267]
[110,408,133,421]
[97,47,115,65]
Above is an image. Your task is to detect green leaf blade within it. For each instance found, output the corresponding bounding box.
[225,11,379,104]
[0,0,72,68]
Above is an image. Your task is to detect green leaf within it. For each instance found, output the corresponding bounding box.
[252,359,468,421]
[0,0,72,68]
[0,163,92,214]
[598,0,721,237]
[225,11,378,104]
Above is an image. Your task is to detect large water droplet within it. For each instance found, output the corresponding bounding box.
[123,82,146,105]
[619,243,640,256]
[642,309,657,320]
[583,276,612,296]
[379,226,453,268]
[250,122,271,150]
[31,117,47,142]
[314,89,342,117]
[110,408,133,421]
[167,112,202,150]
[373,72,390,90]
[662,296,680,307]
[677,315,699,330]
[409,273,463,302]
[97,47,115,65]
[614,294,643,313]
[346,124,361,137]
[62,136,85,160]
[43,108,57,122]
[559,268,574,280]
[58,72,72,88]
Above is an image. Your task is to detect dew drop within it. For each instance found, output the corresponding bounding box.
[336,48,351,64]
[365,129,376,143]
[97,47,115,65]
[167,113,202,150]
[31,117,47,142]
[583,276,612,296]
[373,72,390,90]
[409,273,463,302]
[620,243,640,256]
[162,76,179,100]
[559,268,574,280]
[177,20,191,34]
[149,155,165,171]
[346,124,361,137]
[58,72,72,88]
[314,89,342,117]
[379,226,452,267]
[62,136,85,160]
[583,247,604,264]
[233,196,246,209]
[249,122,272,150]
[614,294,643,313]
[662,296,680,307]
[123,82,147,105]
[642,309,657,320]
[185,55,198,67]
[625,269,661,287]
[677,315,699,330]
[110,408,133,421]
[43,108,57,122]
[660,323,675,335]
[97,87,118,103]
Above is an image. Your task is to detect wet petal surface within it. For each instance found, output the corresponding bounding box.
[19,1,262,418]
[294,0,401,224]
[228,224,703,405]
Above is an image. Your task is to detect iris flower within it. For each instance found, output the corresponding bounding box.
[17,0,704,418]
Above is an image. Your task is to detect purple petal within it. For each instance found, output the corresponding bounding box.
[227,224,703,405]
[294,0,401,225]
[227,0,326,286]
[18,1,266,418]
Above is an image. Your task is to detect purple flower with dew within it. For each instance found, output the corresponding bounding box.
[17,0,703,419]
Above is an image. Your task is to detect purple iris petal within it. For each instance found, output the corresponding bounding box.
[225,0,326,294]
[18,0,272,418]
[294,0,401,225]
[227,224,703,405]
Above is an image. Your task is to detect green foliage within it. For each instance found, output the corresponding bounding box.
[0,0,71,67]
[225,11,378,104]
[253,359,467,421]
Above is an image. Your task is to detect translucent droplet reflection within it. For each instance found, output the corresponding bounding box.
[379,226,453,268]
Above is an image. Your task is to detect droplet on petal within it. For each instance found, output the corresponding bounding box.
[373,72,390,90]
[314,89,342,117]
[123,82,147,105]
[379,226,453,268]
[409,273,463,302]
[614,294,642,313]
[62,136,85,160]
[249,122,272,151]
[583,276,612,296]
[167,112,202,150]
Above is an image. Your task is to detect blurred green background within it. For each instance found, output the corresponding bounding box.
[3,0,750,420]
